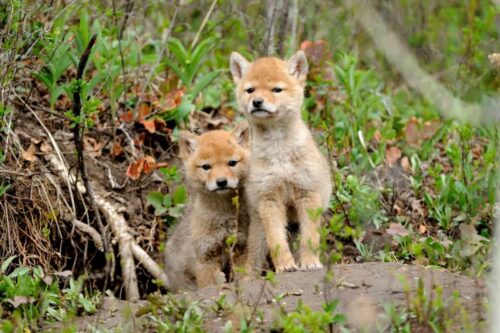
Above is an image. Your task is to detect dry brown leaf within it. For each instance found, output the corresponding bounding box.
[134,133,146,147]
[154,118,167,129]
[300,41,314,52]
[385,146,401,165]
[421,120,440,140]
[400,156,411,172]
[138,102,152,121]
[471,145,482,159]
[141,119,156,133]
[393,203,403,215]
[22,144,37,161]
[111,140,123,158]
[143,155,156,174]
[30,137,42,145]
[164,88,184,110]
[43,275,53,285]
[40,141,52,153]
[405,117,420,146]
[8,296,35,308]
[300,40,327,64]
[83,136,102,158]
[119,111,134,123]
[386,223,409,237]
[126,159,144,180]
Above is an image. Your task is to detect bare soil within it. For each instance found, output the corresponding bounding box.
[53,262,486,332]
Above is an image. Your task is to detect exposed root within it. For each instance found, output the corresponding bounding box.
[73,219,104,252]
[131,243,169,287]
[45,151,171,300]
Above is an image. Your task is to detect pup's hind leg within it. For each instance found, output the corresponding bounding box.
[259,199,298,273]
[296,192,323,270]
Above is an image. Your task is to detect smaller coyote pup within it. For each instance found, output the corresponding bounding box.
[230,50,332,273]
[164,124,250,291]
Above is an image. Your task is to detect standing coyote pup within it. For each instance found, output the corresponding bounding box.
[230,51,332,273]
[164,124,250,290]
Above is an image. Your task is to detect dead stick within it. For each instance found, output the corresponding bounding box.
[72,34,114,288]
[190,0,217,49]
[264,0,278,56]
[277,0,290,57]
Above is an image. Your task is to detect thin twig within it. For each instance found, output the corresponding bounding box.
[72,34,114,288]
[117,0,134,115]
[190,0,217,49]
[246,278,268,329]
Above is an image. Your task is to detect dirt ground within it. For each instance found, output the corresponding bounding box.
[53,262,486,332]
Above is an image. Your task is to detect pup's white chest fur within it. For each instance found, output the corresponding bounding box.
[250,121,318,194]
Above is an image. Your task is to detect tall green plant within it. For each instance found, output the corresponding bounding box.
[164,37,220,123]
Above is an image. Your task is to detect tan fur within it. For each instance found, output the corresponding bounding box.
[164,124,250,291]
[230,51,332,273]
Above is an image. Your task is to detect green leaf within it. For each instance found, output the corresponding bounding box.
[162,194,172,208]
[167,38,189,65]
[186,36,215,83]
[9,266,30,278]
[172,98,195,123]
[168,206,184,218]
[0,183,10,197]
[189,70,220,100]
[1,256,16,274]
[34,68,55,89]
[164,58,188,86]
[173,185,187,205]
[147,191,164,208]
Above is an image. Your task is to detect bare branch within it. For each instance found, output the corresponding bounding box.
[71,34,114,287]
[276,0,290,57]
[264,0,278,56]
[191,0,218,49]
[74,220,104,252]
[131,243,170,287]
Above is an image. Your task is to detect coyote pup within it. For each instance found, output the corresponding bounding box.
[164,124,250,290]
[230,51,332,273]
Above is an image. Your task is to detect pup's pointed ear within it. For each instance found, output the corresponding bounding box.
[230,52,250,82]
[179,131,198,159]
[231,121,250,148]
[287,50,308,82]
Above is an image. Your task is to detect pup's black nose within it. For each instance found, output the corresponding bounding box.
[216,178,228,188]
[252,98,263,108]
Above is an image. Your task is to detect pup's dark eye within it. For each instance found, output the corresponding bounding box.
[246,87,255,94]
[228,160,238,167]
[272,87,283,93]
[201,164,211,170]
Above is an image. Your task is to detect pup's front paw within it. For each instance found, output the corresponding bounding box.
[299,258,323,271]
[275,257,299,273]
